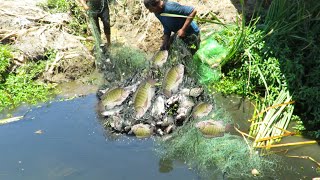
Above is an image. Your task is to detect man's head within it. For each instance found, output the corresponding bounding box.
[144,0,163,13]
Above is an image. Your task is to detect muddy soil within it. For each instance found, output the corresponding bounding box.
[109,0,245,52]
[0,0,249,90]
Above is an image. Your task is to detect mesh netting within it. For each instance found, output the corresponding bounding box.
[169,35,226,87]
[155,107,280,179]
[87,12,107,68]
[154,38,280,179]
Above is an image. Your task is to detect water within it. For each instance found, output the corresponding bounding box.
[1,93,319,180]
[214,93,320,179]
[0,95,199,180]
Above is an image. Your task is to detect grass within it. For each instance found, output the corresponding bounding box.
[205,0,320,140]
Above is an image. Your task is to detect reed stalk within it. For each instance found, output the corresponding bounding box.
[255,140,318,148]
[251,90,294,148]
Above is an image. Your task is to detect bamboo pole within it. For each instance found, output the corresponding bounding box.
[255,140,318,148]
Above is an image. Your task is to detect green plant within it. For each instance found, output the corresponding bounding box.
[0,47,55,112]
[39,0,69,13]
[0,45,12,82]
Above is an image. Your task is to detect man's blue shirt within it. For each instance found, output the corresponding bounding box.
[155,1,200,36]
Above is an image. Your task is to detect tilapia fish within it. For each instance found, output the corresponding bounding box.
[101,106,123,117]
[152,50,168,67]
[163,64,184,97]
[151,96,166,118]
[131,123,152,138]
[101,87,130,110]
[195,120,228,138]
[133,79,155,119]
[180,88,203,97]
[176,95,195,120]
[192,102,213,119]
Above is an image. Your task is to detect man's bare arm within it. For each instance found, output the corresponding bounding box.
[177,8,197,37]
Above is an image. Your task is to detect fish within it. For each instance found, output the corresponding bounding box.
[101,106,123,117]
[131,123,153,138]
[151,50,168,67]
[163,64,184,97]
[101,87,130,110]
[176,95,195,121]
[109,115,124,132]
[180,87,203,97]
[192,102,213,119]
[195,120,229,138]
[151,96,166,118]
[133,78,156,119]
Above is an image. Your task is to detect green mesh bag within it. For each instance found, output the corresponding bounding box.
[192,36,227,85]
[194,37,227,67]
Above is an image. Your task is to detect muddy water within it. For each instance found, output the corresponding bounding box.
[0,95,199,180]
[214,94,320,179]
[0,81,319,179]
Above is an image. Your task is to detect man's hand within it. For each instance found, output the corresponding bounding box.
[177,29,186,38]
[79,0,90,10]
[83,5,90,10]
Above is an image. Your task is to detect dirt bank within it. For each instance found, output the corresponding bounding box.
[1,0,246,90]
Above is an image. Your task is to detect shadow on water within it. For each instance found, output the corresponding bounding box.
[0,94,199,180]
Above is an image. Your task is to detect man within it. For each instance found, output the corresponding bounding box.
[144,0,200,53]
[79,0,111,46]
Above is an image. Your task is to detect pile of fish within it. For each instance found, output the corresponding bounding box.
[97,50,230,138]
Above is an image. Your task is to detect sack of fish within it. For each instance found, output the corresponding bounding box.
[96,42,231,139]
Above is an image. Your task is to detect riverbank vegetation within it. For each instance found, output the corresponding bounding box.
[199,0,320,140]
[0,0,93,113]
[0,45,55,112]
[159,0,320,177]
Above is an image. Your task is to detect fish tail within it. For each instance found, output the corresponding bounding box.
[225,123,234,132]
[135,107,145,119]
[163,89,171,97]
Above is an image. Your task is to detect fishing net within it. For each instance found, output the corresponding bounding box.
[87,12,107,68]
[155,107,280,179]
[87,11,149,82]
[193,35,227,86]
[155,38,280,179]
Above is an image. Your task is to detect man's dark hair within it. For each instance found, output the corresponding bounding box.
[143,0,160,8]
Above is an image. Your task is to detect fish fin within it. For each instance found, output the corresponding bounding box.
[135,107,145,119]
[146,77,156,86]
[163,89,172,97]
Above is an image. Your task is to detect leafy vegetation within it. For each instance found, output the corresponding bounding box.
[0,45,55,112]
[209,0,320,139]
[39,0,70,13]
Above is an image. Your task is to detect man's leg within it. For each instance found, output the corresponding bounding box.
[100,4,111,45]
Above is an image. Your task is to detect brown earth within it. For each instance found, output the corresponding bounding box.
[0,0,250,85]
[109,0,245,52]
